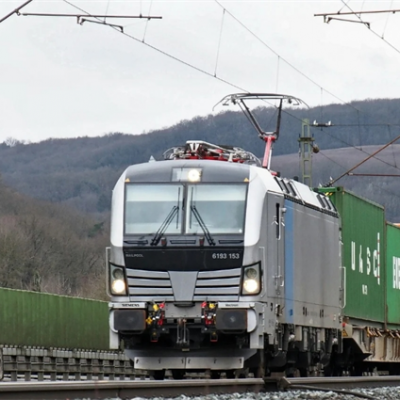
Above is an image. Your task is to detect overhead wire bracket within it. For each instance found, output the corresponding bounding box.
[78,18,124,32]
[314,8,400,27]
[16,11,162,32]
[325,17,370,28]
[18,13,162,20]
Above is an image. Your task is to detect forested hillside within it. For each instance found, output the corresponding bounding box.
[1,97,400,218]
[0,178,108,299]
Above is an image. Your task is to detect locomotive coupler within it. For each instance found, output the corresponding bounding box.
[176,318,190,346]
[210,331,218,342]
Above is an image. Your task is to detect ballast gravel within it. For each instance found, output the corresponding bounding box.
[128,386,400,400]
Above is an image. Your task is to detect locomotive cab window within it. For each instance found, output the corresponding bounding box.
[185,184,247,234]
[125,184,184,235]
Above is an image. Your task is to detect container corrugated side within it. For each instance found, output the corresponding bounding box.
[318,187,385,323]
[0,288,109,349]
[386,223,400,326]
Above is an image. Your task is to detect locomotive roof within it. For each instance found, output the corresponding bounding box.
[121,159,337,216]
[124,159,251,183]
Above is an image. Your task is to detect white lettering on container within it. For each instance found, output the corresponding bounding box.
[393,257,400,290]
[350,232,380,285]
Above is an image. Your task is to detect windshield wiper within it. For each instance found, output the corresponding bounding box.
[151,206,179,246]
[190,205,215,246]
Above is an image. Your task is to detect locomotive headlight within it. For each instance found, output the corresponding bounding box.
[187,169,201,182]
[112,279,126,294]
[110,266,127,295]
[172,168,202,182]
[242,264,261,295]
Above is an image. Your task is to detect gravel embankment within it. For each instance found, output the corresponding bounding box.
[128,387,400,400]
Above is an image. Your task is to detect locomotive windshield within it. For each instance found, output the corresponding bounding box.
[125,184,183,235]
[124,183,247,235]
[186,184,246,234]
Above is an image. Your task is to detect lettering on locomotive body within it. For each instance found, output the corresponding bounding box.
[350,232,380,285]
[211,253,241,259]
[126,253,144,258]
[393,257,400,290]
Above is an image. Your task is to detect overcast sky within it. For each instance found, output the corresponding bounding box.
[1,0,400,143]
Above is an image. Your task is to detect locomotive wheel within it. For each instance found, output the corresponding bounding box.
[225,370,236,379]
[210,370,221,379]
[250,365,265,378]
[298,367,308,377]
[171,369,185,379]
[351,364,364,377]
[152,370,166,380]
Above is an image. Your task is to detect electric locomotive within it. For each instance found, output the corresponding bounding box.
[107,94,343,378]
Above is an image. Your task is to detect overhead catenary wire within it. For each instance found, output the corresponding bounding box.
[58,0,395,142]
[275,56,280,93]
[62,0,247,93]
[213,0,362,114]
[327,132,400,186]
[214,8,225,77]
[382,0,394,39]
[323,128,400,172]
[209,0,400,180]
[142,0,154,42]
[103,0,110,23]
[60,0,311,124]
[0,0,33,23]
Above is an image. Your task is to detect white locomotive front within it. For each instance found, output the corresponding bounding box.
[107,94,343,378]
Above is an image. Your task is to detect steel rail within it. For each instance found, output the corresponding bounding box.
[282,375,400,390]
[0,378,265,400]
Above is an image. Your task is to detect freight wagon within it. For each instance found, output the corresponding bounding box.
[319,187,400,375]
[0,288,134,380]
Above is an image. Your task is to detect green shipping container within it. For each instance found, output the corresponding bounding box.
[318,187,385,323]
[0,288,109,350]
[385,223,400,326]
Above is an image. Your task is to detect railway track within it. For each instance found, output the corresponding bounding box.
[0,378,265,399]
[1,375,400,400]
